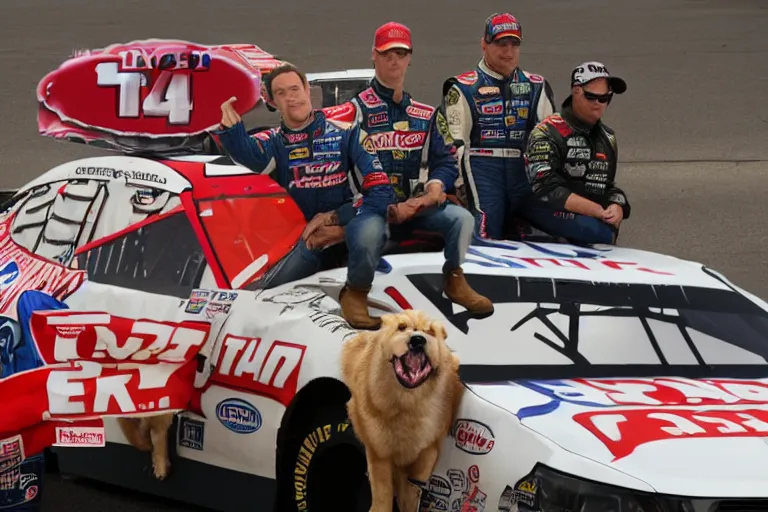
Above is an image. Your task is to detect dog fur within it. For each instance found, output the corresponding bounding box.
[340,310,464,512]
[117,412,175,479]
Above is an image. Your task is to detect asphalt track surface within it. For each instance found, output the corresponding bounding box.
[1,0,767,510]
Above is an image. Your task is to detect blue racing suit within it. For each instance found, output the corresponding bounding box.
[344,77,475,288]
[442,59,559,240]
[212,110,395,287]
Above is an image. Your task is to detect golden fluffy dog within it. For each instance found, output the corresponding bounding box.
[117,412,175,479]
[340,310,464,512]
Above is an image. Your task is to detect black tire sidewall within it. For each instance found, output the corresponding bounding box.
[278,402,368,512]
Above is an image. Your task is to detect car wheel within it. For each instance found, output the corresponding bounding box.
[278,402,398,512]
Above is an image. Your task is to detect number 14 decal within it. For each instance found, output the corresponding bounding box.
[96,62,192,124]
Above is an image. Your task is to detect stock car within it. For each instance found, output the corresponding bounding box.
[2,38,768,512]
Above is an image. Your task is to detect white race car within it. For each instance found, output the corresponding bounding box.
[2,39,768,512]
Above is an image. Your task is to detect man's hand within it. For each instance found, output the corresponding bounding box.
[301,211,339,242]
[602,204,624,227]
[423,182,447,207]
[220,96,241,128]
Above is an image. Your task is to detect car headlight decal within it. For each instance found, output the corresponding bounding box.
[498,465,695,512]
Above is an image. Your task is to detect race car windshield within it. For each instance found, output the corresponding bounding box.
[406,272,768,382]
[197,196,304,288]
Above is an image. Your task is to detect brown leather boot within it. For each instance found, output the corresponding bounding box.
[443,267,494,315]
[339,285,382,330]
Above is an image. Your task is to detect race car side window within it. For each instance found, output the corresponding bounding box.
[76,211,207,298]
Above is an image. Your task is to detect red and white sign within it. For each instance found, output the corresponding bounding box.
[37,39,267,140]
[322,102,357,124]
[54,426,106,447]
[452,419,496,455]
[208,334,306,407]
[30,311,211,364]
[574,407,768,461]
[0,217,86,318]
[0,311,209,455]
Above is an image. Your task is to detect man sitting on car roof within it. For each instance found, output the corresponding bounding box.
[212,62,395,291]
[525,61,631,244]
[340,21,494,329]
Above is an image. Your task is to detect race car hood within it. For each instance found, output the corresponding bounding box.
[469,378,768,497]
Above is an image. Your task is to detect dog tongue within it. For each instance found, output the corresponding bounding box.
[404,352,425,371]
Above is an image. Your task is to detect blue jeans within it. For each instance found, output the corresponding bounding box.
[473,195,616,245]
[345,202,474,288]
[257,240,324,289]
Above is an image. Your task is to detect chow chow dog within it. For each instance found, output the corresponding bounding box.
[340,310,464,512]
[117,413,175,479]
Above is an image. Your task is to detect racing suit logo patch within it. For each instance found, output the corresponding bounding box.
[362,131,427,153]
[368,112,389,127]
[478,86,500,95]
[480,101,503,115]
[289,147,309,160]
[359,89,383,107]
[406,105,433,120]
[480,129,505,140]
[509,82,531,96]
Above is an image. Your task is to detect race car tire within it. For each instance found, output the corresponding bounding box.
[277,401,397,512]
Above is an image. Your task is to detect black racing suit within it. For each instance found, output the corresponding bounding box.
[525,102,631,244]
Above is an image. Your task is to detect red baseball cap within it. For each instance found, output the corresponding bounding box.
[373,22,412,52]
[484,13,523,43]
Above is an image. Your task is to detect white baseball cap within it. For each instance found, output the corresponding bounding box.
[571,61,627,94]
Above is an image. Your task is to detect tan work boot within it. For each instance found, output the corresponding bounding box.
[340,285,382,330]
[444,267,494,315]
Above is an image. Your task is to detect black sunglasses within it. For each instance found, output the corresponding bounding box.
[582,89,613,104]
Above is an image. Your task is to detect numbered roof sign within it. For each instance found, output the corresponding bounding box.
[37,39,283,148]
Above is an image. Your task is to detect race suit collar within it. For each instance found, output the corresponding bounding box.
[280,110,321,134]
[562,103,601,133]
[478,59,520,82]
[371,76,410,106]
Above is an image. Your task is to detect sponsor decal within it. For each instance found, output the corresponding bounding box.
[456,71,478,86]
[178,416,205,450]
[565,162,586,177]
[210,334,306,406]
[204,302,231,319]
[526,153,549,163]
[406,105,433,120]
[478,86,500,95]
[480,129,505,140]
[509,82,531,96]
[567,148,591,159]
[435,111,453,144]
[185,290,209,314]
[517,107,529,119]
[292,169,347,189]
[446,88,461,106]
[362,131,426,153]
[567,136,589,147]
[74,167,167,185]
[451,419,495,454]
[529,141,551,153]
[359,88,382,107]
[216,398,262,434]
[465,247,674,275]
[322,102,356,123]
[393,120,409,131]
[53,426,105,447]
[596,152,607,160]
[368,111,389,127]
[289,147,309,160]
[480,101,503,115]
[504,115,516,126]
[498,478,537,510]
[302,161,342,176]
[509,130,525,140]
[284,132,308,144]
[294,419,351,510]
[516,378,768,460]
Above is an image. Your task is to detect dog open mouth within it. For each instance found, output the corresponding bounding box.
[392,350,433,389]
